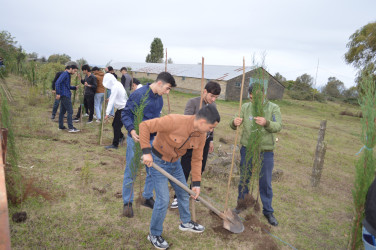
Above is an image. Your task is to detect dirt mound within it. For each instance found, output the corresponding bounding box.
[210,211,279,249]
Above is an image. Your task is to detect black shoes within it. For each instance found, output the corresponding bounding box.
[105,144,118,150]
[142,197,155,209]
[264,213,278,226]
[123,203,134,218]
[58,126,67,130]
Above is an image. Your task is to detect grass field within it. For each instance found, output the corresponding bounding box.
[3,74,364,249]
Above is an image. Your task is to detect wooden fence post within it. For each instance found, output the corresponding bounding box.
[1,129,7,165]
[311,120,327,187]
[0,128,11,250]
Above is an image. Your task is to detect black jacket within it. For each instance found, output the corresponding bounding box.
[52,71,63,90]
[363,178,376,236]
[81,73,97,96]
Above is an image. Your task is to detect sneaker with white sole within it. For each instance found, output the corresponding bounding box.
[96,119,101,123]
[170,198,178,209]
[83,113,89,117]
[179,220,205,233]
[87,120,93,124]
[147,234,169,249]
[68,127,80,133]
[73,117,80,122]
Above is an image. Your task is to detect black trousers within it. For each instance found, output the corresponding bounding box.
[112,109,124,147]
[85,95,95,121]
[75,96,89,118]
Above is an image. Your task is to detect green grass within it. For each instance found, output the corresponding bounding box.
[4,74,365,249]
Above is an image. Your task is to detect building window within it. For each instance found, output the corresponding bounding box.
[182,76,185,80]
[147,73,150,76]
[235,82,241,88]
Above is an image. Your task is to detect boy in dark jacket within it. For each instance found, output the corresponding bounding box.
[51,66,69,120]
[55,65,80,132]
[79,65,97,123]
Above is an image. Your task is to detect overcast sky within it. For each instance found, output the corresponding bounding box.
[1,0,375,88]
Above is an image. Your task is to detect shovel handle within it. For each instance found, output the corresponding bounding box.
[151,162,224,218]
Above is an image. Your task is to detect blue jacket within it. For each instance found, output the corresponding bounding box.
[121,83,163,138]
[55,71,76,98]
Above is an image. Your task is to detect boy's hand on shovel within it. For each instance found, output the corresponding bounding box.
[191,187,200,199]
[143,154,153,167]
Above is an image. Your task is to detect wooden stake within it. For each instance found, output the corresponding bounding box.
[165,48,171,114]
[100,89,107,145]
[80,103,83,130]
[191,57,205,222]
[165,48,168,72]
[225,57,246,210]
[199,57,205,109]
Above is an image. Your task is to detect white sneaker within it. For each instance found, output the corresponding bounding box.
[147,234,169,249]
[93,114,97,119]
[170,198,178,209]
[179,220,205,233]
[83,113,89,117]
[96,119,101,123]
[68,127,80,133]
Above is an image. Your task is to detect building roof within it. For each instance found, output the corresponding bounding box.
[112,62,257,81]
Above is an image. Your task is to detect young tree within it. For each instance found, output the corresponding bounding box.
[145,38,164,63]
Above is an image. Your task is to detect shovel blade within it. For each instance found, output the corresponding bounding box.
[222,209,244,234]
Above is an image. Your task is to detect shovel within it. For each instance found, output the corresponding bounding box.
[151,162,244,234]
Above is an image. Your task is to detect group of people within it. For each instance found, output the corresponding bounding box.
[51,65,141,147]
[51,63,283,249]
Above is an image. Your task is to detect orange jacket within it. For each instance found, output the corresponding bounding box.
[139,114,206,186]
[94,71,105,93]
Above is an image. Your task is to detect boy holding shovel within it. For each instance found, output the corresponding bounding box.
[140,105,220,249]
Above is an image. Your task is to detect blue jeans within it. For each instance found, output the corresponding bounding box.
[94,93,104,120]
[149,152,191,236]
[238,146,274,215]
[122,136,154,204]
[52,98,60,117]
[363,226,376,249]
[107,89,114,116]
[59,96,73,129]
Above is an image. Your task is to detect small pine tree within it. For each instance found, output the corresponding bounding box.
[125,90,150,202]
[242,68,267,211]
[349,75,376,249]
